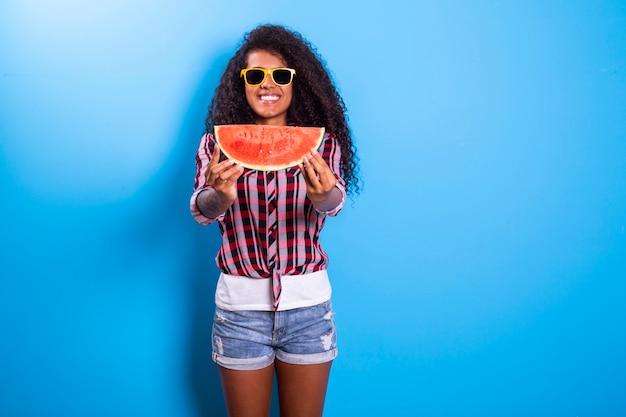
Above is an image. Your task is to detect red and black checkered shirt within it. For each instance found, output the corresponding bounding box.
[190,132,346,309]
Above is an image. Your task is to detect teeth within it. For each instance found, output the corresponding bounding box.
[260,95,279,101]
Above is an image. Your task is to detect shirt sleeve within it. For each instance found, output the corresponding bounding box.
[189,133,224,226]
[316,134,347,217]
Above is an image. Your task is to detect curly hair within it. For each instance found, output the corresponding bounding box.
[205,24,360,196]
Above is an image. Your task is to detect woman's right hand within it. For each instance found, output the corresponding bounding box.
[204,146,244,205]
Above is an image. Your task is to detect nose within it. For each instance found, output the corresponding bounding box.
[260,70,276,87]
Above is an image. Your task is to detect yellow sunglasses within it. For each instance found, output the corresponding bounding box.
[240,67,296,86]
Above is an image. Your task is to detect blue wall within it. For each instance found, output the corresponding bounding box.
[2,1,625,416]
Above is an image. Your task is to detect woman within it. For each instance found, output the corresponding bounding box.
[190,24,358,417]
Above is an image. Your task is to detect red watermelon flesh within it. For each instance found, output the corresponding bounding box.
[214,125,325,171]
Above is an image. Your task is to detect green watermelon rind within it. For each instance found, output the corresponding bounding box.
[214,124,326,171]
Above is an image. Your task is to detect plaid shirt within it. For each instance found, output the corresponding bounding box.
[190,132,346,310]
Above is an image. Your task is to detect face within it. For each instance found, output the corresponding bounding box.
[244,50,293,126]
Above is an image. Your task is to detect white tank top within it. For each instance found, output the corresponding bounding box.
[215,270,332,311]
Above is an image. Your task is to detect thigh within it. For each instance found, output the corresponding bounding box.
[275,360,332,417]
[218,364,275,417]
[212,307,275,370]
[275,300,338,365]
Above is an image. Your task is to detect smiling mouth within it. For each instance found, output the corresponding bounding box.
[259,94,280,102]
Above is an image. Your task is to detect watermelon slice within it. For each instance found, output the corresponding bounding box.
[214,124,325,171]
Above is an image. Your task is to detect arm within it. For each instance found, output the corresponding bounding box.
[195,186,234,219]
[190,135,243,224]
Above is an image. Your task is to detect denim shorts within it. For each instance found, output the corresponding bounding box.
[212,300,338,370]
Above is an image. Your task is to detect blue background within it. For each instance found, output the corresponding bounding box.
[2,1,625,416]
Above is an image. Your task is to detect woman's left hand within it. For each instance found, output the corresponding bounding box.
[300,151,339,210]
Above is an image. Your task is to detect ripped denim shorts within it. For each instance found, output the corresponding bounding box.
[211,300,338,371]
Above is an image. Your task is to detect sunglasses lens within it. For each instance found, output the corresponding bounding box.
[272,69,293,85]
[245,69,265,85]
